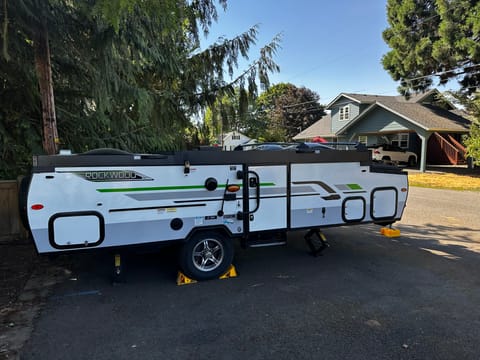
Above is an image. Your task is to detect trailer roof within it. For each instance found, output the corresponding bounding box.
[33,147,372,171]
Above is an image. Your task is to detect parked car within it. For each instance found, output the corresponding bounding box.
[252,144,286,151]
[286,142,334,153]
[368,144,417,167]
[238,142,334,152]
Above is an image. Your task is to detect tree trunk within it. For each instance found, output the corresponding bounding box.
[33,21,58,155]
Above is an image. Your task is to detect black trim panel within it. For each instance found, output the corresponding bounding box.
[109,203,206,213]
[322,194,341,201]
[290,193,321,197]
[48,211,105,250]
[174,198,226,203]
[370,163,407,175]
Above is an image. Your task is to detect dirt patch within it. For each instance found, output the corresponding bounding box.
[0,239,70,359]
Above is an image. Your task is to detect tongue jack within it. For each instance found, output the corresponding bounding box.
[217,179,229,217]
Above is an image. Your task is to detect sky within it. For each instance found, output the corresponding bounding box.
[201,0,401,104]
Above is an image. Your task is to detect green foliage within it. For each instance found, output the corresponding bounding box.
[448,91,480,118]
[0,0,280,179]
[185,121,216,148]
[382,0,480,96]
[255,83,325,141]
[202,88,261,142]
[200,82,325,144]
[455,91,480,164]
[464,121,480,165]
[0,0,44,178]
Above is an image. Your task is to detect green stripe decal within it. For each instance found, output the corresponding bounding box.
[98,185,205,193]
[259,182,275,187]
[347,183,362,190]
[97,182,276,193]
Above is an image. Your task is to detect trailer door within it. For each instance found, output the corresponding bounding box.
[246,165,287,232]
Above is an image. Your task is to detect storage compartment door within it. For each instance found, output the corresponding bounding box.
[49,211,105,249]
[371,188,397,220]
[342,197,365,222]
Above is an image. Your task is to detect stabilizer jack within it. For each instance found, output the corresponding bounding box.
[305,229,329,257]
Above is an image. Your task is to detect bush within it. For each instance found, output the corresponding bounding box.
[464,122,480,166]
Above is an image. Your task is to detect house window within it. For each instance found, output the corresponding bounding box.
[231,135,241,140]
[339,105,350,121]
[391,133,409,149]
[358,135,367,145]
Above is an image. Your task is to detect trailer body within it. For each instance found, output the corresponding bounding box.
[23,147,408,280]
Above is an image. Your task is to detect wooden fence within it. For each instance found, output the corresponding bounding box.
[0,180,27,242]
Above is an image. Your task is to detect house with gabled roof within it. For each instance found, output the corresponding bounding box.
[293,114,336,142]
[293,89,471,171]
[221,131,252,151]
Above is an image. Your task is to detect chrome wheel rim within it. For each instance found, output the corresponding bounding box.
[192,238,224,272]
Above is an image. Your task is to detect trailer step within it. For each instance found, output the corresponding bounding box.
[244,232,287,248]
[247,240,287,248]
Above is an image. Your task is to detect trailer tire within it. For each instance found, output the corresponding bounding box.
[180,231,233,281]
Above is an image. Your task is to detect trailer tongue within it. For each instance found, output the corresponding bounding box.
[22,145,408,281]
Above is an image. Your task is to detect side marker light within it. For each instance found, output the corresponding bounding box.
[227,184,241,192]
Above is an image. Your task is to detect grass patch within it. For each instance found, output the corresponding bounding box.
[408,172,480,191]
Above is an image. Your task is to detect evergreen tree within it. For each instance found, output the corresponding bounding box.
[0,0,280,178]
[382,0,480,95]
[203,87,261,142]
[382,0,480,165]
[451,90,480,164]
[464,121,480,166]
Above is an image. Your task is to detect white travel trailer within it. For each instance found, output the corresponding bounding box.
[21,144,408,281]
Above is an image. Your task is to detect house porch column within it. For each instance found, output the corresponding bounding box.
[418,132,431,172]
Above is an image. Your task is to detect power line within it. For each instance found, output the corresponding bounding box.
[282,100,321,109]
[405,63,480,83]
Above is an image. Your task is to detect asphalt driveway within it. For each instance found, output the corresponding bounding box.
[18,187,480,359]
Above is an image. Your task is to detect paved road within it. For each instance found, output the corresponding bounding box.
[21,187,480,360]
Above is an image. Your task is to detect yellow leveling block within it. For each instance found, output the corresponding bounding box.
[380,227,401,238]
[176,265,238,286]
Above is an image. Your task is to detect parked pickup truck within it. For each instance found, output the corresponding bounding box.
[369,144,417,167]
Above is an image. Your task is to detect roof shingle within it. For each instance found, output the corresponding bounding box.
[376,101,471,132]
[292,114,335,140]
